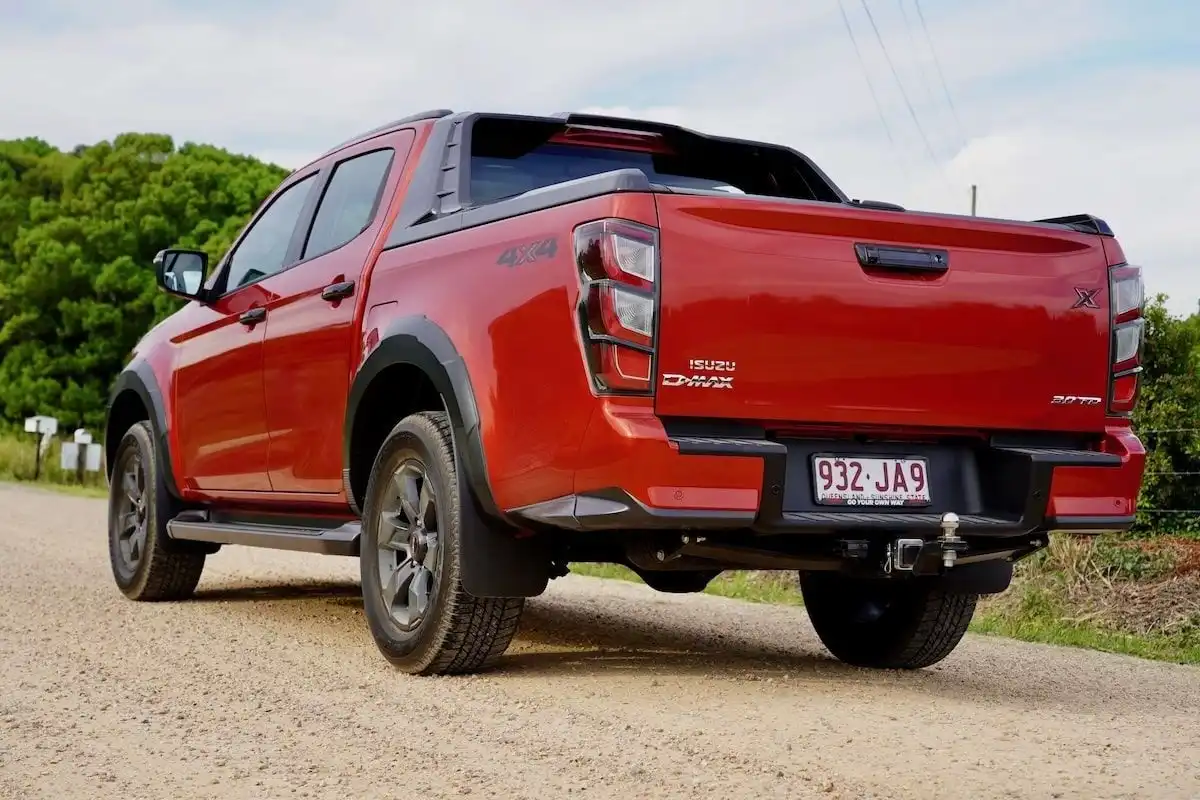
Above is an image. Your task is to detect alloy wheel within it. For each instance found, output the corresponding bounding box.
[376,459,442,631]
[116,452,149,572]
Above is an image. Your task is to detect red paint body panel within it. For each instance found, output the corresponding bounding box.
[652,195,1113,432]
[572,398,763,510]
[1047,426,1146,519]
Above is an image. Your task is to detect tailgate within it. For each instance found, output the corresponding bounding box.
[652,194,1112,433]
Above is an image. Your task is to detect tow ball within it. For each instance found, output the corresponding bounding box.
[886,512,969,574]
[938,511,968,569]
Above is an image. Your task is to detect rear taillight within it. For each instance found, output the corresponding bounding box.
[1108,264,1144,415]
[574,218,659,394]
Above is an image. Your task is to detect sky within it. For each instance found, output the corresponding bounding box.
[1,0,1196,315]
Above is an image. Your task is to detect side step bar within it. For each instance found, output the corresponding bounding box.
[166,513,361,556]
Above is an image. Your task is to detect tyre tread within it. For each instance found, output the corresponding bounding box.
[892,589,975,669]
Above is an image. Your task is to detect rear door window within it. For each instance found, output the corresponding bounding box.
[303,148,395,259]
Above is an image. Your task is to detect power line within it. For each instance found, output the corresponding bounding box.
[913,0,968,150]
[895,0,940,113]
[836,0,910,182]
[857,0,940,166]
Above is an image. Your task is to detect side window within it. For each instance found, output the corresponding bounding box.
[303,149,394,260]
[224,173,318,292]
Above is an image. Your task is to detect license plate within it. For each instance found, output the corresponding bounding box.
[811,455,931,507]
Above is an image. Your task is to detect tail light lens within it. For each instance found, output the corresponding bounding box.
[1108,264,1144,415]
[575,219,659,394]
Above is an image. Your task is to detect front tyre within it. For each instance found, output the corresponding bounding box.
[107,421,206,601]
[359,411,524,675]
[798,572,976,669]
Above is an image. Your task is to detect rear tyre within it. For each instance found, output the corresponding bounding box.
[107,421,206,601]
[359,411,524,675]
[798,572,976,669]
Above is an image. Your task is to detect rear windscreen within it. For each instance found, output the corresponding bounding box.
[467,117,843,207]
[471,143,745,205]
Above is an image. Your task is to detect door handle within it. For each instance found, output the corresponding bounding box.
[239,307,266,326]
[854,243,949,273]
[321,280,355,302]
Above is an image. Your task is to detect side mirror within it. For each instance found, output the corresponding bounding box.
[154,248,209,301]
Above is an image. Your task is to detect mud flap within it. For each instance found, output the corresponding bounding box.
[457,475,551,599]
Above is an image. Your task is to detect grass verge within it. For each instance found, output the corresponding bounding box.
[0,431,109,497]
[571,534,1200,666]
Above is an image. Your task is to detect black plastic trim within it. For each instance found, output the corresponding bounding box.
[1032,213,1115,237]
[855,243,949,273]
[388,113,466,232]
[105,359,181,499]
[344,315,498,518]
[1045,514,1136,532]
[555,111,849,203]
[510,487,755,532]
[778,510,1018,533]
[850,198,907,212]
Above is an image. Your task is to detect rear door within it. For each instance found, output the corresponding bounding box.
[260,130,415,494]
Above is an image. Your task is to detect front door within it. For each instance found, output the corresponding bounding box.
[261,131,415,494]
[173,170,320,492]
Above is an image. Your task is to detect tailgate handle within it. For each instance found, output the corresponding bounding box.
[855,243,949,273]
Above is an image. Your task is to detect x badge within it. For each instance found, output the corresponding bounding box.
[1072,287,1101,309]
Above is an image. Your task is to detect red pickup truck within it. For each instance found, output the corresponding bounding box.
[104,109,1147,675]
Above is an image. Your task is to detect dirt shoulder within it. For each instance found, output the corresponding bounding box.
[1,485,1198,799]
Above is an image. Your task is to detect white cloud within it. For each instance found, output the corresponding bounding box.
[1,0,1195,314]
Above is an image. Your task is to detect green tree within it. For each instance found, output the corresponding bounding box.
[0,134,287,430]
[1134,296,1200,533]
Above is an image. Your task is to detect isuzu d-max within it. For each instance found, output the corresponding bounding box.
[104,109,1147,675]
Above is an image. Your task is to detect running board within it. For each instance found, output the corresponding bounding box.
[166,515,361,556]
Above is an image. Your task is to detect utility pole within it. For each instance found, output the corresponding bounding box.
[970,184,978,216]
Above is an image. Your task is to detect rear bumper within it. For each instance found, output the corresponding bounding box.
[509,401,1145,537]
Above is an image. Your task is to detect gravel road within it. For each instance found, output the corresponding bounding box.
[1,484,1197,800]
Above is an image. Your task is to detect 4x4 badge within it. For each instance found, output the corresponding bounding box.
[1072,287,1101,309]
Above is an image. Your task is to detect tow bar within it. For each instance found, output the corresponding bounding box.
[887,512,969,574]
